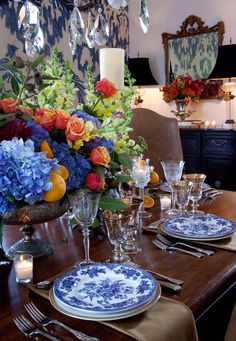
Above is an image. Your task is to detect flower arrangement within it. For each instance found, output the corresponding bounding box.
[162,75,205,103]
[0,51,146,252]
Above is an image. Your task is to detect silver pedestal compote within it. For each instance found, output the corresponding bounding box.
[3,200,69,260]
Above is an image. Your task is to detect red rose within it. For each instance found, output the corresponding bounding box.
[85,173,104,190]
[95,78,117,98]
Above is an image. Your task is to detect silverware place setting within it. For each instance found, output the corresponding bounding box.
[156,234,215,256]
[24,302,100,341]
[152,239,205,258]
[13,314,61,340]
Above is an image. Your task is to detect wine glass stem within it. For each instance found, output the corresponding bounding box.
[138,187,145,212]
[82,225,91,263]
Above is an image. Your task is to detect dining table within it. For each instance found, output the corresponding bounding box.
[1,189,236,341]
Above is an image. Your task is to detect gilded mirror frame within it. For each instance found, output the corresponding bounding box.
[162,15,225,98]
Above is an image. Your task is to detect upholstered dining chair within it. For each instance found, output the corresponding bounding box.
[224,301,236,341]
[130,108,184,181]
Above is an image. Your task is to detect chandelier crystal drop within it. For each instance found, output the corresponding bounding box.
[107,0,128,10]
[69,0,85,55]
[139,0,149,34]
[93,7,109,46]
[85,11,95,48]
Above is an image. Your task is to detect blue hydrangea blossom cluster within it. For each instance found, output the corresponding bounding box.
[0,138,58,213]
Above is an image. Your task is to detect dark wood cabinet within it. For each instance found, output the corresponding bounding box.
[180,128,236,190]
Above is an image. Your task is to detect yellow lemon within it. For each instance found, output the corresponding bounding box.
[150,171,160,184]
[55,165,69,181]
[43,171,66,202]
[40,140,54,159]
[143,195,155,208]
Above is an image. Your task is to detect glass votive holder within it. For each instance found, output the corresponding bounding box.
[14,254,33,283]
[159,194,172,211]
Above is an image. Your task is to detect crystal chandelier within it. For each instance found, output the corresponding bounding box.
[16,0,150,57]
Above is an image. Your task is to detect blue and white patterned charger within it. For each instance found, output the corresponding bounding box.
[162,214,236,241]
[53,263,157,317]
[160,181,210,193]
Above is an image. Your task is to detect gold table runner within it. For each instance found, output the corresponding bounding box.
[28,267,198,341]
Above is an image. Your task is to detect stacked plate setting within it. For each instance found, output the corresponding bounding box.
[50,263,160,321]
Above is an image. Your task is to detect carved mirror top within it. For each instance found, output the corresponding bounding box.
[162,15,225,83]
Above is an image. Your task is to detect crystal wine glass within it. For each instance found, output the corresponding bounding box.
[171,180,192,215]
[161,160,185,216]
[102,210,131,263]
[69,189,101,266]
[182,174,206,215]
[132,158,151,218]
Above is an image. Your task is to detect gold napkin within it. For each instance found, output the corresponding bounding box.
[28,268,198,341]
[144,221,236,252]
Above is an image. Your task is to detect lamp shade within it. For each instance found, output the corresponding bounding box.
[128,57,158,86]
[208,44,236,80]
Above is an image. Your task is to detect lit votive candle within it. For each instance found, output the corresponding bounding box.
[211,120,216,128]
[159,194,172,210]
[133,168,146,180]
[14,254,33,283]
[205,120,210,129]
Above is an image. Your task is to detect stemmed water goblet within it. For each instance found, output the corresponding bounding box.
[132,158,152,218]
[182,174,206,215]
[102,210,131,263]
[161,160,185,216]
[69,189,101,266]
[171,180,192,215]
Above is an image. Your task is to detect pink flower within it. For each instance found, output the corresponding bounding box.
[85,173,105,190]
[54,109,70,130]
[95,78,117,98]
[65,115,87,141]
[90,146,111,167]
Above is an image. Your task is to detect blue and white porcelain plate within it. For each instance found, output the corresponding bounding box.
[160,181,210,193]
[53,263,157,316]
[162,214,236,241]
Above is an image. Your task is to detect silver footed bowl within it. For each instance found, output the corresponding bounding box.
[3,199,69,225]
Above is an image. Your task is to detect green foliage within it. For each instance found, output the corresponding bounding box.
[37,48,78,111]
[99,196,129,211]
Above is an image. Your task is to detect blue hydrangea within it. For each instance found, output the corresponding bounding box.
[85,137,114,154]
[73,109,102,128]
[26,120,51,149]
[0,194,15,214]
[51,142,90,191]
[0,138,57,206]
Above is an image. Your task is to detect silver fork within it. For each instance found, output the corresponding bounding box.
[25,302,100,341]
[152,239,204,258]
[13,314,60,340]
[156,234,214,256]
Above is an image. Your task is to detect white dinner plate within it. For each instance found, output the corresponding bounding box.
[161,214,236,241]
[52,263,159,319]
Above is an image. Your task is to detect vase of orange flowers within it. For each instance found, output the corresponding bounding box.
[162,75,205,121]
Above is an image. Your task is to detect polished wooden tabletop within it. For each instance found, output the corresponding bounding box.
[1,190,236,340]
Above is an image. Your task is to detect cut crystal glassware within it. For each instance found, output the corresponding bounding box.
[183,173,207,215]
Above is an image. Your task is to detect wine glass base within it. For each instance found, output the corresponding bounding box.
[123,247,142,255]
[164,209,179,216]
[106,252,131,263]
[138,210,152,218]
[74,259,95,267]
[189,210,205,215]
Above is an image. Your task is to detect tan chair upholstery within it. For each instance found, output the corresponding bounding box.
[224,301,236,341]
[130,108,183,181]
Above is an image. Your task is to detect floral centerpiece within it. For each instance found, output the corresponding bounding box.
[0,50,146,258]
[162,75,205,104]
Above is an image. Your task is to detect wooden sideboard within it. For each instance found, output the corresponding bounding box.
[180,128,236,191]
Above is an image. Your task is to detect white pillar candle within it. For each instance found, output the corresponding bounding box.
[160,195,171,210]
[14,254,33,283]
[99,48,124,89]
[133,168,146,180]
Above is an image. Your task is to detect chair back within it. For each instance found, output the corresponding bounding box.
[130,108,183,180]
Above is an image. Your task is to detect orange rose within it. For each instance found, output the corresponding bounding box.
[34,108,56,131]
[65,115,87,141]
[54,109,70,130]
[95,78,117,98]
[0,98,18,113]
[19,106,33,116]
[85,173,105,190]
[90,146,110,167]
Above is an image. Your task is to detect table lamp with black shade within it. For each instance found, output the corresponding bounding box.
[208,43,236,125]
[128,57,158,105]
